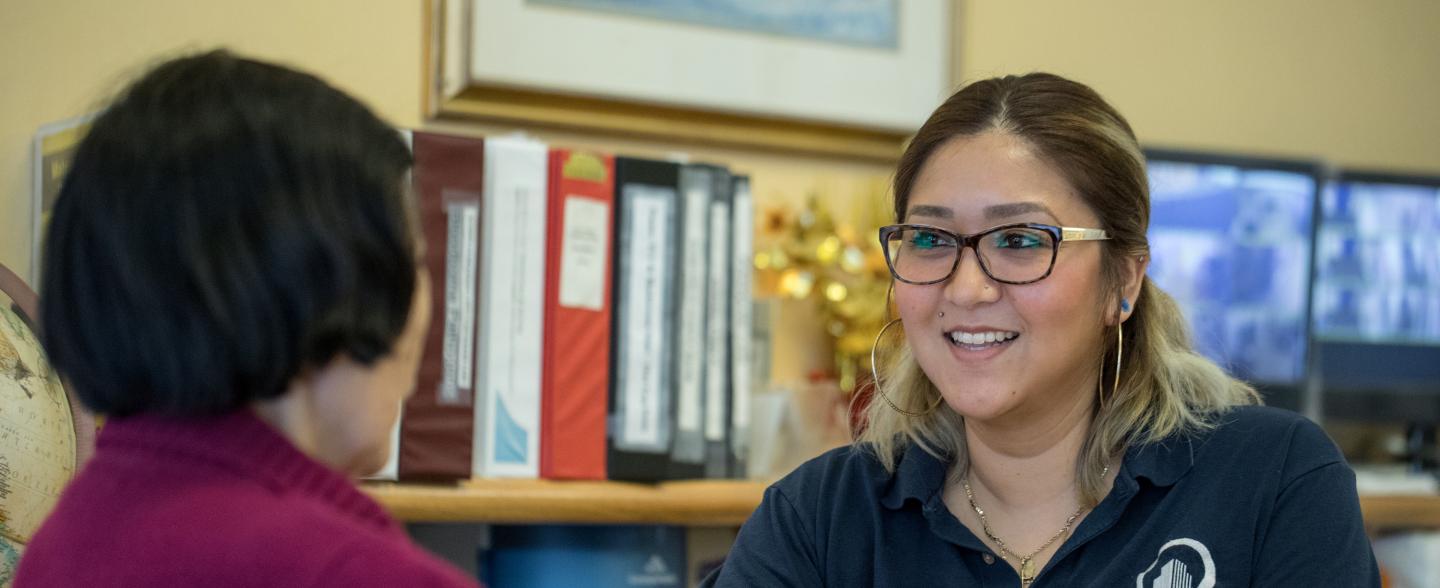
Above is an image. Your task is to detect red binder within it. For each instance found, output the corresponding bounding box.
[398,131,485,481]
[540,149,615,480]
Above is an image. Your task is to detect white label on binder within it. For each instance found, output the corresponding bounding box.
[676,187,710,434]
[558,196,610,311]
[440,196,480,405]
[704,200,732,442]
[622,190,671,447]
[731,185,755,431]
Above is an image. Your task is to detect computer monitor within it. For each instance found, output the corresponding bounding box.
[1143,149,1322,405]
[1311,170,1440,420]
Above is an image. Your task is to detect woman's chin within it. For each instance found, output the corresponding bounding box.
[939,387,1021,421]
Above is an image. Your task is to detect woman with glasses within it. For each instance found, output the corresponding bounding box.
[704,74,1377,586]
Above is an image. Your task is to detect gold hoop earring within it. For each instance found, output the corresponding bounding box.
[1115,322,1124,399]
[870,318,943,417]
[1100,322,1124,411]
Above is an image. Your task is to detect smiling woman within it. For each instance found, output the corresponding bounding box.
[704,73,1380,587]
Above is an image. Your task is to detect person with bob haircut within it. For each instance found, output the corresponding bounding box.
[704,73,1378,586]
[18,50,479,587]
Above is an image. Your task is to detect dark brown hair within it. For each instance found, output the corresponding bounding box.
[862,73,1258,504]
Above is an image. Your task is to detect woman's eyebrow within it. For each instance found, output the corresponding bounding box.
[905,201,1060,222]
[984,201,1059,222]
[906,204,952,219]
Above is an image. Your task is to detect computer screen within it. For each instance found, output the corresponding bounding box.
[1143,150,1321,386]
[1311,171,1440,397]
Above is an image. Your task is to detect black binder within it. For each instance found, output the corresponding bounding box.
[608,157,680,482]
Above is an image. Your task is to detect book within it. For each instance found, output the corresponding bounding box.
[608,157,680,482]
[398,131,484,481]
[474,134,550,479]
[539,149,614,480]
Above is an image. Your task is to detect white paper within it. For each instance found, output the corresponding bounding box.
[557,196,610,311]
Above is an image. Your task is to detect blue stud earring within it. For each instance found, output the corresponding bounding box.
[1120,298,1131,313]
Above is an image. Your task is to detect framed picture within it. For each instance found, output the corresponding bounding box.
[427,0,955,160]
[31,115,92,285]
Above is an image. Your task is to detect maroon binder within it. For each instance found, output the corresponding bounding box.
[398,131,485,481]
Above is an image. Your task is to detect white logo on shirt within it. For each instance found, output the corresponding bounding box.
[1136,538,1216,588]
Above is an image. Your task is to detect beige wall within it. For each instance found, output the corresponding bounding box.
[0,0,424,281]
[2,0,1437,288]
[959,0,1440,172]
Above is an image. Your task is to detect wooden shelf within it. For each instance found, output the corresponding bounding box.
[365,479,768,526]
[367,481,1440,532]
[1360,495,1440,532]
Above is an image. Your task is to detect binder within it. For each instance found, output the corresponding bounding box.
[608,157,680,482]
[398,131,484,481]
[702,169,733,478]
[668,164,717,481]
[727,175,755,479]
[539,149,614,480]
[474,135,550,479]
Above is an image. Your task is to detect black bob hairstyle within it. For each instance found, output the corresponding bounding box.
[41,49,417,417]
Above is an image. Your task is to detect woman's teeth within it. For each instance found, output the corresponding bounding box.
[947,331,1019,346]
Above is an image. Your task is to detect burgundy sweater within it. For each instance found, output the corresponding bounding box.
[16,410,479,587]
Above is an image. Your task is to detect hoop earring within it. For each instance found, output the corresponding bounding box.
[1100,322,1124,411]
[871,318,943,417]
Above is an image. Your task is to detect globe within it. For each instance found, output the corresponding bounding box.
[0,265,92,588]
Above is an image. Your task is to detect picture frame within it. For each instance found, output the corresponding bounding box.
[426,0,955,161]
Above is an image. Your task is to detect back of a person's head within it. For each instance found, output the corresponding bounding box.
[41,49,417,417]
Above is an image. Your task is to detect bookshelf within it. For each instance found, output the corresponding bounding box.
[365,479,768,526]
[1360,495,1440,532]
[365,480,1439,532]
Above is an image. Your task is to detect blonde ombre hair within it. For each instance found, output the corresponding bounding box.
[857,73,1260,505]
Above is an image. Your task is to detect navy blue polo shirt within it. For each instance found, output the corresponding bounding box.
[704,405,1378,587]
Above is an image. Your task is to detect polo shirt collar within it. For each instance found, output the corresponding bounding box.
[879,429,1202,510]
[880,442,950,510]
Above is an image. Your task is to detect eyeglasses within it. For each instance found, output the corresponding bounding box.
[878,223,1110,285]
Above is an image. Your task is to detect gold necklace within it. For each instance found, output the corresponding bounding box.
[962,466,1108,585]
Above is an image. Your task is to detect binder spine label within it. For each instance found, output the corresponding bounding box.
[618,187,673,450]
[558,195,610,311]
[441,194,480,406]
[676,187,710,441]
[704,200,732,442]
[731,184,755,433]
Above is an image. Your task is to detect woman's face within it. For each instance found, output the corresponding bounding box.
[893,132,1113,424]
[312,266,433,475]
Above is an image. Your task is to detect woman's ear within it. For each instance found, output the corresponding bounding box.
[1117,254,1149,324]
